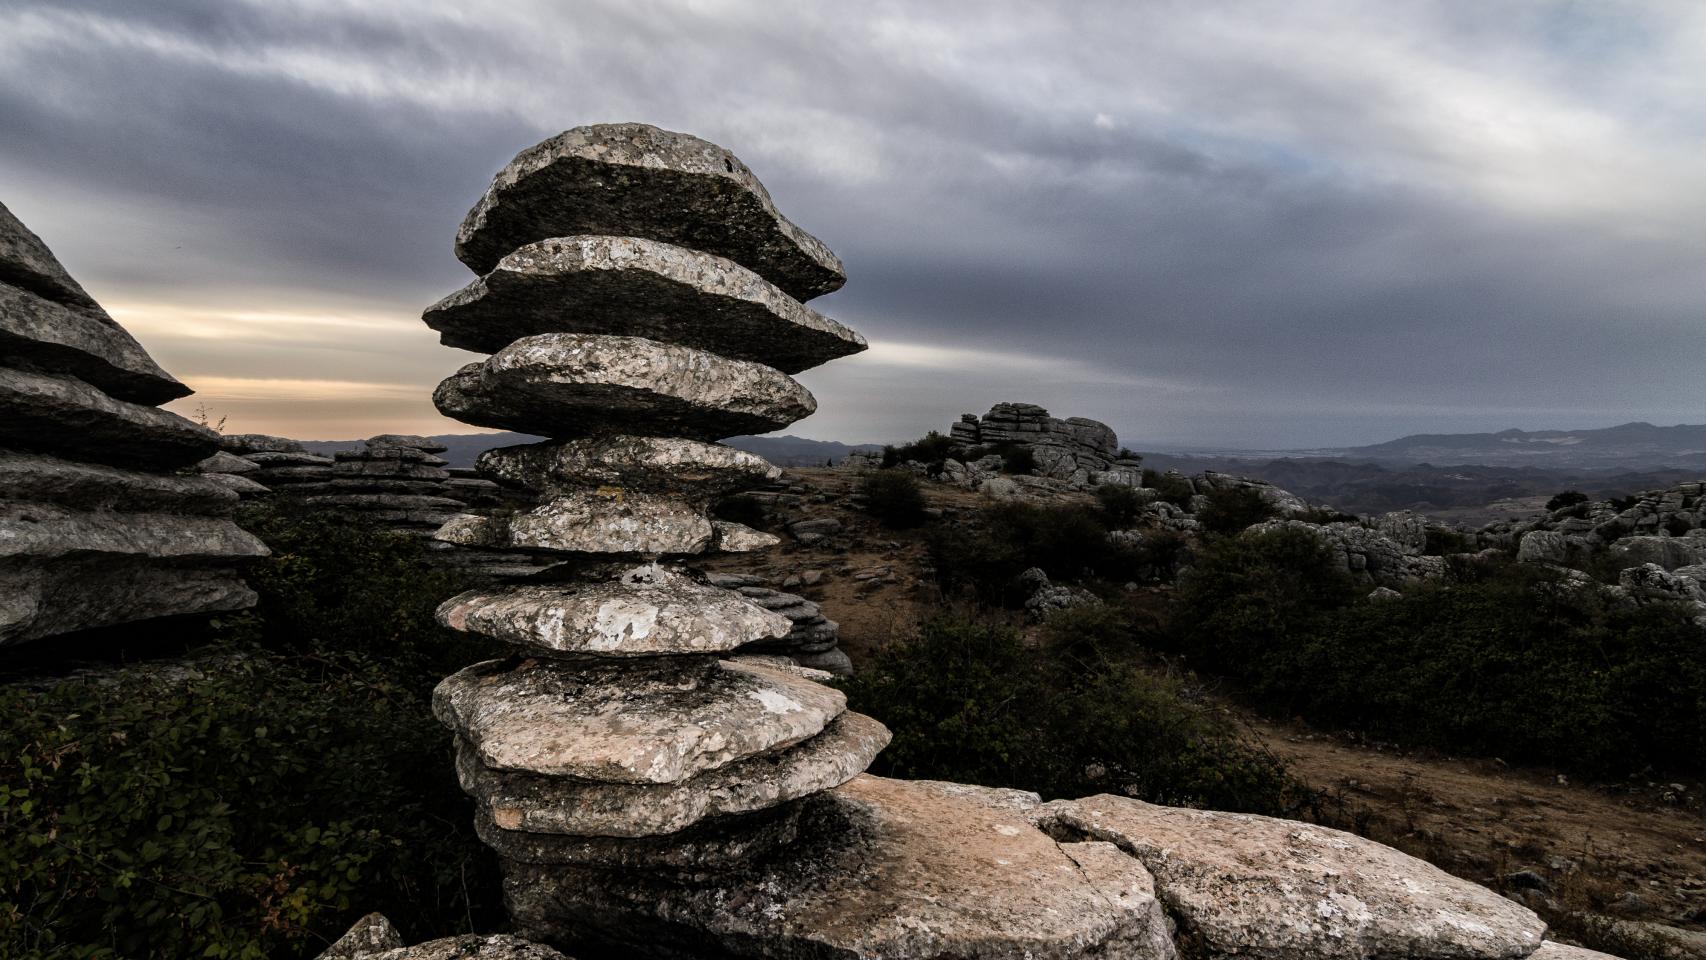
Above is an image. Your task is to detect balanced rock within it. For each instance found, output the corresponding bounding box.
[1040,794,1546,960]
[433,333,815,440]
[428,235,863,371]
[436,565,789,658]
[454,123,845,300]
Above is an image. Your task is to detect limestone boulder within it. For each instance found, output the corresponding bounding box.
[454,123,845,300]
[0,559,258,647]
[0,449,238,515]
[220,433,306,455]
[0,502,268,564]
[1609,535,1706,572]
[0,199,100,310]
[477,436,779,500]
[437,565,789,657]
[433,657,845,784]
[316,912,567,960]
[433,334,815,440]
[434,491,714,555]
[1040,794,1545,960]
[505,775,1178,960]
[0,281,189,404]
[455,711,889,837]
[0,365,219,469]
[428,234,863,371]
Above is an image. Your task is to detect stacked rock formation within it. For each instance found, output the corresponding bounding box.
[0,200,267,646]
[228,435,336,490]
[301,435,468,537]
[950,401,1143,487]
[705,571,849,675]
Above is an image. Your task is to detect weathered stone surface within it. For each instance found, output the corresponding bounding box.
[0,199,99,310]
[0,557,258,647]
[366,434,449,453]
[334,459,450,480]
[243,450,332,467]
[473,796,807,870]
[219,433,306,454]
[1609,535,1706,572]
[1530,942,1625,960]
[456,711,889,837]
[0,365,219,469]
[478,435,779,499]
[1040,794,1545,960]
[428,235,864,372]
[433,657,845,784]
[505,775,1177,960]
[195,450,259,475]
[438,565,789,657]
[0,449,238,514]
[434,491,713,555]
[455,123,845,301]
[201,472,271,499]
[433,334,815,440]
[0,501,268,563]
[0,281,190,404]
[710,521,779,553]
[318,912,403,958]
[305,493,465,512]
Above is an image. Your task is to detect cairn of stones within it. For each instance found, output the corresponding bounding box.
[420,121,893,918]
[0,200,266,646]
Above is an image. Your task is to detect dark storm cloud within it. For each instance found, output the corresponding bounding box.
[1,0,1702,444]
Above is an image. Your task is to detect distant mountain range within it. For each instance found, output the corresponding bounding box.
[1319,422,1706,470]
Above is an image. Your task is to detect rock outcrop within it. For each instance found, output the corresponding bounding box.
[947,402,1143,489]
[0,201,266,647]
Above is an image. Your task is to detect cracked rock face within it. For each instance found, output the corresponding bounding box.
[478,435,781,500]
[437,566,790,657]
[454,122,845,300]
[1040,795,1546,960]
[455,711,889,837]
[433,657,846,784]
[428,234,863,371]
[433,333,815,440]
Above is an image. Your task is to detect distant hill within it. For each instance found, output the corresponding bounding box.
[1327,422,1706,470]
[296,433,878,469]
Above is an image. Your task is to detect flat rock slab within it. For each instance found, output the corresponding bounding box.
[478,436,779,500]
[196,450,260,475]
[0,365,220,469]
[455,123,845,301]
[437,565,789,657]
[433,333,815,440]
[0,556,257,647]
[428,235,863,372]
[504,775,1178,960]
[0,501,269,563]
[434,491,714,556]
[1530,943,1624,960]
[456,711,889,837]
[1040,794,1545,960]
[0,281,189,404]
[0,199,100,310]
[244,450,333,467]
[0,449,239,514]
[220,434,306,454]
[366,434,449,453]
[433,657,845,784]
[472,796,808,871]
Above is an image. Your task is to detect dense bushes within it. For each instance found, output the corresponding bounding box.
[1094,483,1146,527]
[0,504,506,959]
[880,431,957,469]
[842,611,1305,813]
[928,501,1131,603]
[860,469,928,528]
[1169,532,1706,776]
[1545,490,1589,512]
[1196,486,1278,536]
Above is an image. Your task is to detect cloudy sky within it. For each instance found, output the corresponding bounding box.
[3,0,1703,448]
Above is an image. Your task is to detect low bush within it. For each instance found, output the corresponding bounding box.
[1196,486,1279,536]
[927,502,1129,603]
[842,612,1305,812]
[1545,490,1589,512]
[1423,526,1475,555]
[999,444,1036,475]
[0,506,506,959]
[880,431,958,469]
[1140,469,1195,507]
[1094,483,1146,528]
[860,469,928,528]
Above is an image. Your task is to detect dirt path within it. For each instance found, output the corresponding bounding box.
[1244,716,1706,931]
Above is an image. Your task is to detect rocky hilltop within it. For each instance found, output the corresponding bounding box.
[0,201,267,647]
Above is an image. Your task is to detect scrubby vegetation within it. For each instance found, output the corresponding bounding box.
[1168,530,1706,777]
[1196,485,1279,535]
[879,430,957,469]
[0,502,505,959]
[842,609,1307,813]
[859,469,928,528]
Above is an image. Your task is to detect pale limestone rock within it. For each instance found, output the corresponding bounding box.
[428,234,863,371]
[1530,942,1626,960]
[1040,794,1545,960]
[317,912,403,958]
[455,122,845,300]
[0,502,268,563]
[433,333,815,440]
[710,520,778,553]
[471,796,806,870]
[433,657,846,784]
[504,775,1178,960]
[437,565,789,657]
[0,281,189,404]
[478,435,779,500]
[455,711,889,837]
[0,199,100,309]
[434,491,713,555]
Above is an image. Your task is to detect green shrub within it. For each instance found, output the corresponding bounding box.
[1196,486,1279,536]
[841,613,1305,812]
[1546,490,1589,512]
[1140,470,1195,507]
[1094,483,1146,528]
[0,507,507,958]
[999,444,1036,475]
[927,502,1122,603]
[1423,526,1475,555]
[880,431,958,469]
[860,468,928,528]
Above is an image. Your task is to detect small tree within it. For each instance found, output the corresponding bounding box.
[1545,490,1589,512]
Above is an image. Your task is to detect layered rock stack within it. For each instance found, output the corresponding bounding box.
[951,401,1144,487]
[304,435,468,537]
[0,200,267,646]
[228,435,336,490]
[705,571,849,675]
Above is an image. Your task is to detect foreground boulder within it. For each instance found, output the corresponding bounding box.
[317,912,568,960]
[0,201,265,647]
